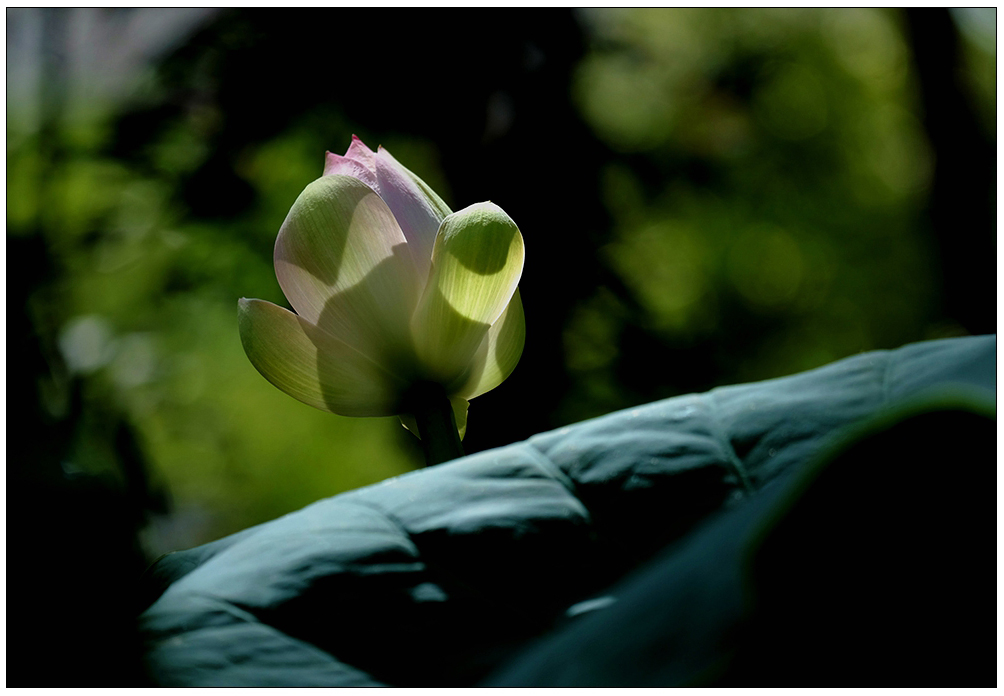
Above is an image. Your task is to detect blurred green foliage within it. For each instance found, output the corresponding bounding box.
[7,8,994,557]
[8,35,421,552]
[559,7,993,423]
[10,138,417,550]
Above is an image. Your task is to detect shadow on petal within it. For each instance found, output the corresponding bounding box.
[459,288,525,400]
[444,206,521,275]
[238,298,399,417]
[411,280,493,391]
[312,243,421,365]
[276,178,374,288]
[275,176,419,329]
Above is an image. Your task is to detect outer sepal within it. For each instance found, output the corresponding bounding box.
[238,298,401,417]
[399,396,470,441]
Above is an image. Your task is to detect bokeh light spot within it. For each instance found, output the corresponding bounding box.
[608,220,710,329]
[728,224,805,311]
[754,63,828,141]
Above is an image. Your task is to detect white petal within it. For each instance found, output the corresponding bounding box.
[274,175,421,366]
[375,147,452,280]
[322,152,377,190]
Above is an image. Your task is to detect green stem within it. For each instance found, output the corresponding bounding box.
[405,382,464,467]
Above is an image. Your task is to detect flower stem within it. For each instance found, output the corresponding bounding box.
[405,381,464,467]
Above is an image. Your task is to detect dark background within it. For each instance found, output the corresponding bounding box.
[6,8,995,684]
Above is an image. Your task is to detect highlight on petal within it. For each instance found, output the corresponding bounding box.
[399,395,470,441]
[375,147,452,279]
[238,298,401,417]
[457,288,525,400]
[411,202,525,384]
[274,175,421,361]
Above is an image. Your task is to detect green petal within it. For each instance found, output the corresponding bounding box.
[238,298,401,417]
[411,202,524,385]
[399,395,470,441]
[452,396,470,440]
[457,288,525,400]
[274,175,421,365]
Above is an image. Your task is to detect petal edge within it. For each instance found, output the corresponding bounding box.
[375,147,452,279]
[457,287,525,400]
